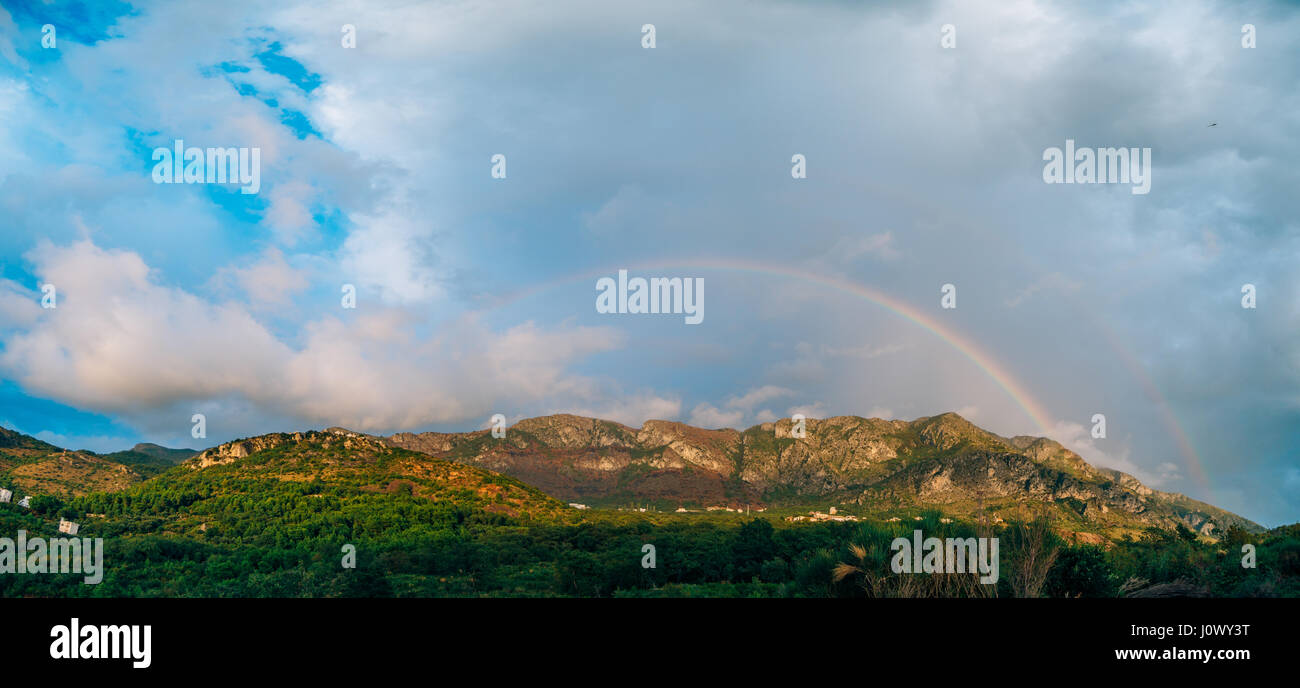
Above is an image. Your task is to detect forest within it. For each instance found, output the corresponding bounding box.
[1,472,1295,598]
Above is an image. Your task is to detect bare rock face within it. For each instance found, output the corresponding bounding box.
[190,431,386,469]
[386,431,462,455]
[636,421,739,476]
[195,435,288,468]
[1100,467,1155,496]
[515,414,639,450]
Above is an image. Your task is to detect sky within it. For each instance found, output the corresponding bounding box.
[0,0,1297,526]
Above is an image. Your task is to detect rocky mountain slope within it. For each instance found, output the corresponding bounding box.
[1,415,1261,540]
[384,412,1261,538]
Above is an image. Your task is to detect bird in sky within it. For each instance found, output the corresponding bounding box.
[1208,122,1217,127]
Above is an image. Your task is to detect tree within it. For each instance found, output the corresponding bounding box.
[1005,517,1061,598]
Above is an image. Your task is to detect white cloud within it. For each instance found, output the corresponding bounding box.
[340,208,444,305]
[562,393,683,428]
[1048,419,1171,487]
[685,385,795,428]
[218,248,309,306]
[725,385,793,411]
[865,406,896,420]
[787,401,828,420]
[0,240,629,435]
[0,279,40,329]
[688,403,744,429]
[264,180,318,246]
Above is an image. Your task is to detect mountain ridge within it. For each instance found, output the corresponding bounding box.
[0,429,197,496]
[379,411,1262,537]
[0,414,1263,538]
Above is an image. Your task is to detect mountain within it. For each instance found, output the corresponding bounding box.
[1,428,145,497]
[0,428,196,496]
[0,425,61,458]
[0,415,1263,540]
[169,428,565,523]
[384,412,1262,538]
[102,442,199,477]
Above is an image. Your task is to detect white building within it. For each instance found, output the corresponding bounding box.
[58,519,80,536]
[567,503,590,510]
[0,488,11,503]
[17,496,30,508]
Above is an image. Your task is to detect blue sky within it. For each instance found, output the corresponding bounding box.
[0,0,1298,526]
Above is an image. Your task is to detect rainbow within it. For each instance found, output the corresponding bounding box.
[484,257,1057,436]
[478,256,1211,495]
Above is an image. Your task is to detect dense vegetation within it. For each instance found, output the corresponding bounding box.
[1,478,1296,598]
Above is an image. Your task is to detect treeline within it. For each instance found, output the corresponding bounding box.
[2,494,1297,598]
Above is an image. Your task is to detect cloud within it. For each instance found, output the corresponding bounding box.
[340,208,445,305]
[834,232,901,262]
[688,403,745,429]
[1004,272,1082,308]
[0,6,28,72]
[823,343,904,360]
[1047,419,1171,487]
[865,406,896,420]
[0,279,40,330]
[725,385,793,411]
[1,0,1298,524]
[0,240,628,436]
[217,248,309,306]
[30,430,140,455]
[1154,461,1184,484]
[264,180,318,245]
[787,401,828,420]
[687,385,796,428]
[561,393,683,428]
